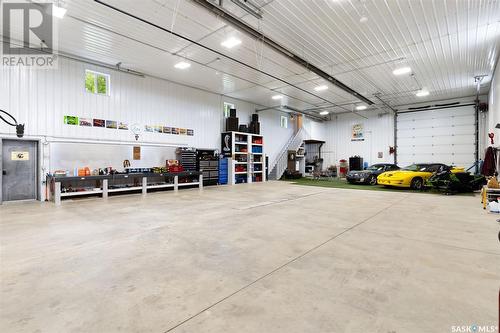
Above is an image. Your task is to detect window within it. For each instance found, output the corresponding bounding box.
[280,115,288,128]
[223,102,235,118]
[85,70,110,95]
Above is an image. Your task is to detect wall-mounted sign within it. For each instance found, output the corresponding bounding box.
[133,146,141,160]
[221,132,232,157]
[11,151,29,161]
[351,123,364,141]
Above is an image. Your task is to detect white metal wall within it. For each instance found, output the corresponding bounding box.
[320,111,395,168]
[488,58,500,148]
[0,58,221,148]
[397,106,476,168]
[0,57,295,162]
[0,57,298,200]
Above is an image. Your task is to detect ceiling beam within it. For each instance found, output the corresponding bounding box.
[256,105,325,122]
[191,0,374,106]
[229,0,262,19]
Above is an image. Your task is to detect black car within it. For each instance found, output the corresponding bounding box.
[346,163,399,185]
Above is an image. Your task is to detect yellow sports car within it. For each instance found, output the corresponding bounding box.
[377,163,464,190]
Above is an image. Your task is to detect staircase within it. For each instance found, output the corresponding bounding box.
[268,128,306,180]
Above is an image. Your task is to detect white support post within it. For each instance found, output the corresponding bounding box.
[228,158,235,185]
[260,155,267,182]
[199,173,203,189]
[142,177,147,195]
[248,153,252,184]
[54,181,61,206]
[174,175,179,192]
[102,179,108,199]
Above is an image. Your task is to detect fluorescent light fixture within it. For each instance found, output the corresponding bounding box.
[314,85,328,91]
[53,5,67,18]
[392,66,411,76]
[319,111,329,115]
[416,90,429,97]
[272,95,283,100]
[174,61,191,70]
[355,105,367,111]
[221,37,242,49]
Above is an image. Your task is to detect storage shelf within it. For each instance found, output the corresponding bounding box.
[222,131,266,185]
[108,186,143,193]
[147,184,175,189]
[61,190,103,197]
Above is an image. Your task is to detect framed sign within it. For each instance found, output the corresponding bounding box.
[221,132,232,157]
[133,146,141,160]
[351,123,364,141]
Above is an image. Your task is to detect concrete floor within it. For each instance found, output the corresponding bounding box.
[0,182,498,333]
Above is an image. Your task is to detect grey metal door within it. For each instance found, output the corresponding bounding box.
[1,140,37,201]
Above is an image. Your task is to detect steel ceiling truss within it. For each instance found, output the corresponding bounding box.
[191,0,374,106]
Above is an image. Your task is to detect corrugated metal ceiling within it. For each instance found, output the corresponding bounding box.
[25,0,500,116]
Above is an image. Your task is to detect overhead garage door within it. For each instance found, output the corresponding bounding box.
[396,106,476,168]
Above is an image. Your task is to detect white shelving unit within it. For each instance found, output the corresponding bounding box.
[222,131,266,185]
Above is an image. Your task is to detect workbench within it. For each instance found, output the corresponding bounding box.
[47,171,203,205]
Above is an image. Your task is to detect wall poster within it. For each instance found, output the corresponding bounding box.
[351,123,364,141]
[93,119,105,127]
[63,116,79,125]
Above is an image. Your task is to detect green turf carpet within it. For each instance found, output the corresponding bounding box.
[287,177,474,196]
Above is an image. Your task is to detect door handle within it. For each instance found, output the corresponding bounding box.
[2,170,6,176]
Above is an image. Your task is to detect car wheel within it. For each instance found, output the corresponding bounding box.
[410,177,424,190]
[368,175,377,185]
